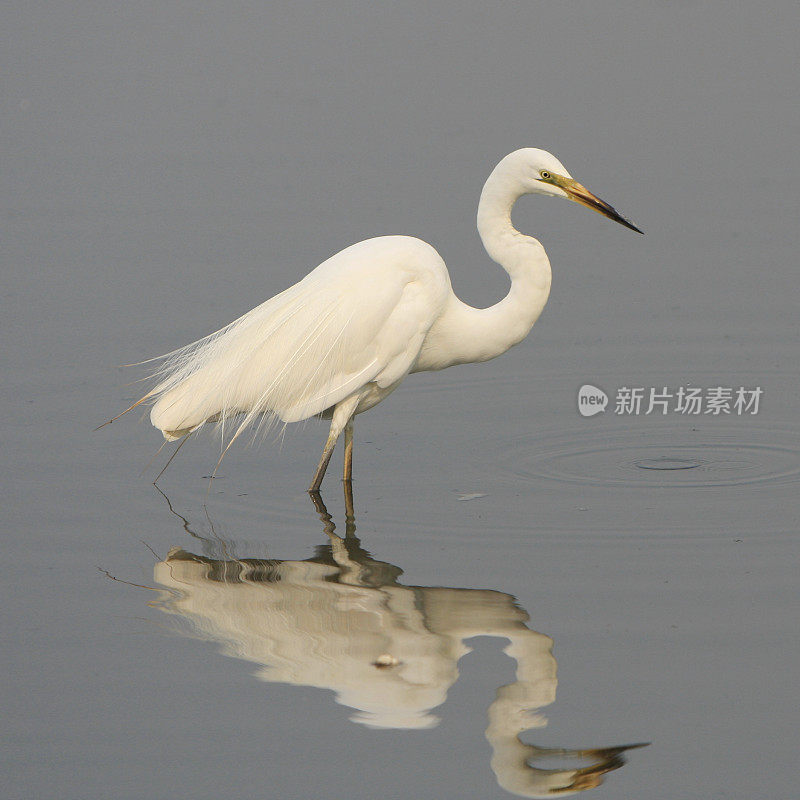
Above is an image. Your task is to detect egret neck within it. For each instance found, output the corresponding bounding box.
[416,160,552,371]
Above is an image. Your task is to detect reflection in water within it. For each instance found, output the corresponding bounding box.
[150,489,645,797]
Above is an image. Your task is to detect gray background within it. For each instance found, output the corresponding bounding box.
[3,2,798,799]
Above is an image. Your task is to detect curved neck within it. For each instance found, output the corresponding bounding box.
[417,164,552,371]
[477,161,535,264]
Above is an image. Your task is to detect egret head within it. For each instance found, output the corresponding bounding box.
[509,148,643,234]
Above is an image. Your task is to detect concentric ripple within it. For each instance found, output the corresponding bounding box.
[497,429,800,488]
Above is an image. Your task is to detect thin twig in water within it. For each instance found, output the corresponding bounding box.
[140,541,162,562]
[153,431,192,484]
[97,566,157,591]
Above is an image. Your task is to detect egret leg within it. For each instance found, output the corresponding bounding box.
[343,419,354,484]
[309,427,338,493]
[343,478,355,524]
[308,395,360,493]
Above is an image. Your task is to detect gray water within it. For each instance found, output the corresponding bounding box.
[3,3,799,798]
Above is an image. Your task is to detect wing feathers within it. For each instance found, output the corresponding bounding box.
[145,236,448,445]
[149,269,399,441]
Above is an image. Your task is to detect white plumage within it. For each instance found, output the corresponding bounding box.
[151,236,448,437]
[110,148,640,489]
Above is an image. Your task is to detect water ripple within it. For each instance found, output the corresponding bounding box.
[495,427,800,488]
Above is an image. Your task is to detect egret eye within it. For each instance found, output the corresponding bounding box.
[539,170,551,180]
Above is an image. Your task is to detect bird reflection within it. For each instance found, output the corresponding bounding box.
[150,487,645,797]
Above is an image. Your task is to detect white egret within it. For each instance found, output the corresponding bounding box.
[109,148,641,490]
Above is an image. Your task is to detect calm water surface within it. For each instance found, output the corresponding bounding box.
[4,2,799,798]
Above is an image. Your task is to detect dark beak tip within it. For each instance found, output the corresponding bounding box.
[612,207,642,235]
[615,212,643,235]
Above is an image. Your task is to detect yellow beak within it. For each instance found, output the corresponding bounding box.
[559,177,643,234]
